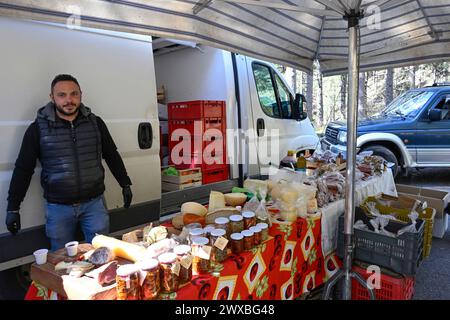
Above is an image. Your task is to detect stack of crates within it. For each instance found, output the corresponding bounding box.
[168,100,229,185]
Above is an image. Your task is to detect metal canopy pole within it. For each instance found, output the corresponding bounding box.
[322,8,375,301]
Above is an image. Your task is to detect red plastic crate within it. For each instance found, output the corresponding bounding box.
[168,100,226,120]
[351,264,415,300]
[170,151,227,170]
[202,166,229,185]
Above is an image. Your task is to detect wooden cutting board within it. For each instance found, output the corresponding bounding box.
[30,244,128,300]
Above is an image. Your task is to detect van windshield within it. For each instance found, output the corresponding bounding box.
[378,90,434,118]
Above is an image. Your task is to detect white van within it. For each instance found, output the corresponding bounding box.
[0,16,318,296]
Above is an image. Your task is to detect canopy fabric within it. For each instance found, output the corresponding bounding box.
[1,0,450,74]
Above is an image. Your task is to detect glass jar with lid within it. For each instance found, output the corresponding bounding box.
[188,227,204,245]
[242,211,256,229]
[214,217,231,238]
[116,264,141,300]
[229,215,244,233]
[139,259,160,300]
[210,228,228,263]
[230,232,244,254]
[249,225,262,246]
[173,245,192,284]
[256,223,269,242]
[191,236,211,275]
[203,225,216,242]
[158,252,180,293]
[241,230,255,251]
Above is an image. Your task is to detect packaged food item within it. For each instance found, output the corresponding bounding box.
[214,217,231,238]
[210,229,228,263]
[241,230,254,251]
[230,233,244,254]
[173,245,192,284]
[116,264,141,300]
[229,215,244,233]
[191,236,211,275]
[139,259,160,300]
[256,223,269,242]
[242,211,256,229]
[158,252,180,293]
[249,225,262,245]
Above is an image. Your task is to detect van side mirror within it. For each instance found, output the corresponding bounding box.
[293,93,308,121]
[429,109,441,121]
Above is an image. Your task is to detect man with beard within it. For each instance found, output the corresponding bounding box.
[5,74,133,250]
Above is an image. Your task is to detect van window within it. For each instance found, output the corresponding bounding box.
[274,73,292,118]
[252,63,281,118]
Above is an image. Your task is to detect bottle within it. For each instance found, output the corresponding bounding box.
[296,153,306,172]
[280,150,297,169]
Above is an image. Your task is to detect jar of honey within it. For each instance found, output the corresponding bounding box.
[242,211,256,229]
[241,229,254,251]
[230,232,244,254]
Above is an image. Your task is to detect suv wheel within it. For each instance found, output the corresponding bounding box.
[361,145,399,178]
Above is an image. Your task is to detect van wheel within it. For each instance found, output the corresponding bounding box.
[361,145,399,178]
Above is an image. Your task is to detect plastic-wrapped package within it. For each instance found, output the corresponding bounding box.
[295,195,307,218]
[397,210,419,236]
[369,216,396,237]
[146,238,178,259]
[354,220,369,231]
[255,189,271,226]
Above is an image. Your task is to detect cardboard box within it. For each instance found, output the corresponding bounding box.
[396,184,450,238]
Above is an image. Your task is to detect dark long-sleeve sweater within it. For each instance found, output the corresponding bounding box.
[7,115,131,211]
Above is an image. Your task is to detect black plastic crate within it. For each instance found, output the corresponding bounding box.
[337,208,424,276]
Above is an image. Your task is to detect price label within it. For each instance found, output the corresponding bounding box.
[171,262,181,276]
[193,245,211,260]
[180,254,193,269]
[214,236,229,251]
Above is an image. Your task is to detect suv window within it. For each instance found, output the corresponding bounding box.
[431,94,450,121]
[252,63,293,119]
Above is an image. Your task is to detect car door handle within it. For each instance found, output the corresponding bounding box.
[138,122,153,149]
[257,118,265,137]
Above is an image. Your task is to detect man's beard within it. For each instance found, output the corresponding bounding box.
[55,103,79,116]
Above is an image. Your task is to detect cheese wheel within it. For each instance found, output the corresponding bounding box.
[208,191,226,212]
[91,235,146,262]
[181,202,208,216]
[224,193,247,207]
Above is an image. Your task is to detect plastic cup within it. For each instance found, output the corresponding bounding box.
[65,241,79,257]
[33,249,48,265]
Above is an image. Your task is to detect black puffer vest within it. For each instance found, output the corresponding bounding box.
[36,103,105,204]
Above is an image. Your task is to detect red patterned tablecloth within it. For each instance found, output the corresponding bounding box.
[25,214,341,300]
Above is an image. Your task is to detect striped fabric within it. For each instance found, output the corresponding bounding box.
[1,0,449,75]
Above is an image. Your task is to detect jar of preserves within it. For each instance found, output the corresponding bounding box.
[249,225,262,246]
[241,230,254,251]
[139,259,160,300]
[188,227,204,244]
[242,211,256,229]
[203,225,216,242]
[158,252,180,293]
[214,217,231,238]
[210,229,228,263]
[256,223,269,242]
[191,236,211,275]
[116,264,141,300]
[173,245,192,284]
[230,232,244,254]
[229,215,244,233]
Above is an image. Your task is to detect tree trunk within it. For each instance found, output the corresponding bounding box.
[340,74,347,119]
[317,72,324,126]
[410,65,416,89]
[358,72,366,118]
[292,69,297,94]
[385,67,394,106]
[306,72,314,121]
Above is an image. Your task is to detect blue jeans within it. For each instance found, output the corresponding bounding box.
[45,196,109,251]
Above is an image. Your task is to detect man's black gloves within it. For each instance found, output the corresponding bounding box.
[122,186,133,208]
[6,211,21,235]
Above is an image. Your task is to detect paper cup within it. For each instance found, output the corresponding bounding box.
[33,249,48,265]
[65,241,79,257]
